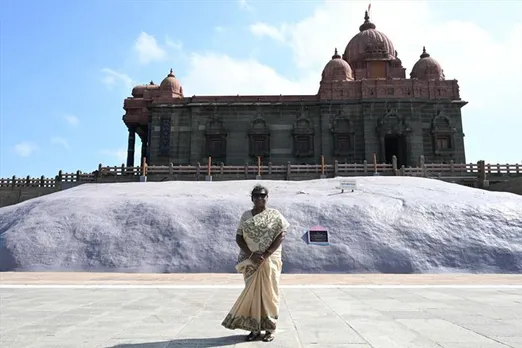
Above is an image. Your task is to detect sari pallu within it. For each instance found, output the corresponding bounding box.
[221,208,290,332]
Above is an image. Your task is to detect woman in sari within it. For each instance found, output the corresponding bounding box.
[221,184,290,342]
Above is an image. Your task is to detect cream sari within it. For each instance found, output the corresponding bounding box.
[221,207,290,333]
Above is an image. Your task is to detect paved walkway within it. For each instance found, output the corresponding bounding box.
[1,273,522,348]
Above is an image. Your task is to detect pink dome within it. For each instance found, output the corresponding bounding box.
[160,69,183,97]
[321,48,354,82]
[410,47,445,81]
[343,11,396,64]
[131,81,159,98]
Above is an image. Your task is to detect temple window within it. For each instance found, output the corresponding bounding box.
[248,116,270,158]
[431,112,456,156]
[292,114,315,158]
[331,115,354,157]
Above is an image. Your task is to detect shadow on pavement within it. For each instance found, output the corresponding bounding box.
[104,334,246,347]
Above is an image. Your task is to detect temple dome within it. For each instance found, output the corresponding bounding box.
[131,81,159,98]
[321,48,354,82]
[160,69,183,97]
[343,11,396,64]
[410,47,445,80]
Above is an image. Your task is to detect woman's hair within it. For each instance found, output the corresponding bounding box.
[251,184,268,195]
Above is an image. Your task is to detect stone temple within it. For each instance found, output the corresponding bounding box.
[122,11,467,168]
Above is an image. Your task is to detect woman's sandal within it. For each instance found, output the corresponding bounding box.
[262,332,275,342]
[245,331,261,341]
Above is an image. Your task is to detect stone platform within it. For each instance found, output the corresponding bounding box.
[1,273,522,348]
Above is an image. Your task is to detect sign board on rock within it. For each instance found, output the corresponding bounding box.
[307,226,329,246]
[338,179,356,192]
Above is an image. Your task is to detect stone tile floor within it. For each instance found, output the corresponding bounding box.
[1,273,522,348]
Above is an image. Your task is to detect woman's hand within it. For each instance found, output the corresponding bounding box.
[249,251,265,263]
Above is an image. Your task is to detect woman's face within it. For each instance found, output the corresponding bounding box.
[251,189,268,209]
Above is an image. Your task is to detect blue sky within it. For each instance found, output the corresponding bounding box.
[1,0,521,178]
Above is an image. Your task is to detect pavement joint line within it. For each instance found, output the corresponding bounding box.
[2,284,522,289]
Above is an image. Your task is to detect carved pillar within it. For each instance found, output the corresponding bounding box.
[126,127,136,167]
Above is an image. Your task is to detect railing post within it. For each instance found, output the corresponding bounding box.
[372,153,379,175]
[286,161,291,180]
[206,156,212,181]
[476,160,488,189]
[419,155,426,177]
[321,155,326,179]
[392,155,398,176]
[334,160,339,177]
[140,157,147,182]
[256,156,262,180]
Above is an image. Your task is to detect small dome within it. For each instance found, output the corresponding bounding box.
[343,11,396,64]
[131,85,147,98]
[160,69,183,97]
[321,48,353,82]
[131,80,159,97]
[410,47,445,81]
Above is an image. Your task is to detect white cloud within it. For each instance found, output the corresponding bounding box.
[13,142,38,157]
[165,36,183,51]
[63,115,79,127]
[100,149,127,164]
[51,137,71,151]
[101,68,134,89]
[135,32,166,64]
[249,23,286,42]
[238,0,252,11]
[182,52,316,95]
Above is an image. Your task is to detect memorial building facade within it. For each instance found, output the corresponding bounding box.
[122,11,467,168]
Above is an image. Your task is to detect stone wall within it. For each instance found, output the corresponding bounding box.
[145,99,466,168]
[0,187,60,208]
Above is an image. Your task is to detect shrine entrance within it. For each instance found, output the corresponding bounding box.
[384,134,407,168]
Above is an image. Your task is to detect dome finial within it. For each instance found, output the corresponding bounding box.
[420,46,430,59]
[359,9,376,31]
[332,47,341,59]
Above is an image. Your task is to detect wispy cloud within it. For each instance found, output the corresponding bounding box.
[238,0,252,11]
[100,148,127,164]
[13,141,38,157]
[250,23,286,42]
[165,36,183,51]
[135,32,166,64]
[101,68,133,89]
[63,114,79,127]
[51,137,71,151]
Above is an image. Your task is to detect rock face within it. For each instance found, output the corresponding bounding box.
[1,177,521,273]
